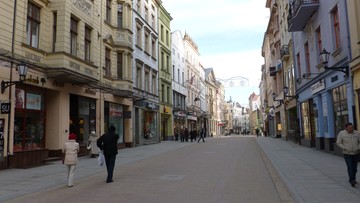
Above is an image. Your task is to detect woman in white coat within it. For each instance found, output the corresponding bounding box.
[87,131,99,158]
[62,133,79,187]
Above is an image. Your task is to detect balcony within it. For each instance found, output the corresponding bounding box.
[280,45,289,60]
[288,0,319,32]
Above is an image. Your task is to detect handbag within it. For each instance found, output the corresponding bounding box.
[98,150,105,166]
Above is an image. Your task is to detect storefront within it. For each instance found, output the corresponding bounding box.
[69,94,96,154]
[160,105,173,141]
[173,111,186,141]
[104,102,125,148]
[300,100,316,148]
[134,101,159,145]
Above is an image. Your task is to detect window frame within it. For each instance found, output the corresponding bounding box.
[26,2,41,48]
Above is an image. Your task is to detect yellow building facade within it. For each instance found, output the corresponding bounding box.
[0,0,134,169]
[347,0,360,130]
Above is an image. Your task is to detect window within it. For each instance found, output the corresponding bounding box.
[52,12,57,52]
[145,69,150,92]
[166,30,169,46]
[105,48,111,77]
[136,0,141,14]
[304,42,310,74]
[136,64,142,88]
[145,31,150,53]
[117,3,123,28]
[14,89,45,151]
[161,84,165,102]
[151,37,156,57]
[332,6,341,49]
[161,52,164,69]
[178,69,180,83]
[152,73,156,94]
[296,53,301,78]
[167,86,170,103]
[151,15,155,28]
[166,55,170,72]
[316,27,322,63]
[26,2,40,48]
[145,7,149,22]
[106,0,111,22]
[117,53,123,79]
[160,25,164,42]
[332,85,348,136]
[136,23,142,47]
[70,18,78,56]
[85,26,91,61]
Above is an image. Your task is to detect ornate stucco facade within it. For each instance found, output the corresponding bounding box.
[0,0,134,169]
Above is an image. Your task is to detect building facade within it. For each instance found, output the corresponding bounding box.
[171,30,187,140]
[132,0,161,145]
[158,5,173,141]
[347,0,360,131]
[289,0,353,152]
[0,0,134,169]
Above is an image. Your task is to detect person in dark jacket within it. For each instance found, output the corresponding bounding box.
[198,128,205,143]
[97,125,119,183]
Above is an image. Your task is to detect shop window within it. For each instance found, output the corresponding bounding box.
[70,95,96,145]
[332,85,348,136]
[104,102,124,143]
[143,111,157,140]
[14,89,45,151]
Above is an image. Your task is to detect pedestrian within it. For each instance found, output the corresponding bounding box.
[184,128,189,142]
[62,133,79,187]
[97,125,119,183]
[180,129,185,142]
[87,131,99,158]
[190,130,195,142]
[336,122,360,187]
[256,128,260,137]
[197,127,205,143]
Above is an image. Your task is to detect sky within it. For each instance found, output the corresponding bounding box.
[162,0,269,106]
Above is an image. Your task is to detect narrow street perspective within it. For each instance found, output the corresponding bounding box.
[3,136,293,203]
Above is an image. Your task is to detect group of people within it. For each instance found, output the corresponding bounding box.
[174,127,206,143]
[62,126,119,187]
[62,122,360,189]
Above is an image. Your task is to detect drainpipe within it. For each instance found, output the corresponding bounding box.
[7,0,17,167]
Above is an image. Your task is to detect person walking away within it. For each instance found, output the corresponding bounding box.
[62,133,79,187]
[97,126,119,183]
[184,128,189,142]
[190,130,195,142]
[87,131,99,158]
[256,128,260,137]
[198,128,205,143]
[336,122,360,187]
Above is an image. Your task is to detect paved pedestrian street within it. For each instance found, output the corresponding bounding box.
[1,136,360,203]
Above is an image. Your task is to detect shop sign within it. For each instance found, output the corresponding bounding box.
[1,102,11,114]
[187,115,197,121]
[109,103,123,118]
[311,81,325,94]
[26,93,41,110]
[146,102,159,110]
[174,111,186,117]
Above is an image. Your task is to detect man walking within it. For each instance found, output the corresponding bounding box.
[97,126,119,183]
[198,127,205,143]
[336,122,360,187]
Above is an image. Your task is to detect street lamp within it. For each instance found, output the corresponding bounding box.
[320,48,349,77]
[272,92,283,104]
[283,86,297,99]
[1,62,28,94]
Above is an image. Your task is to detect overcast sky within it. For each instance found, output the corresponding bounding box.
[163,0,269,106]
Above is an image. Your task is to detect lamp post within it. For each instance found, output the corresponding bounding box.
[283,86,297,99]
[1,62,28,94]
[272,92,283,104]
[320,49,349,77]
